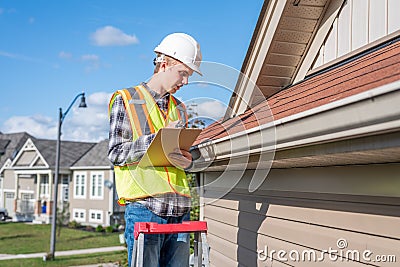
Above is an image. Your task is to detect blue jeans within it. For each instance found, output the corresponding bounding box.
[125,202,190,267]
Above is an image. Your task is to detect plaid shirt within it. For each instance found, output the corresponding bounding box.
[108,83,190,217]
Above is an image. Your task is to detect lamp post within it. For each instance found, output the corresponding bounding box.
[48,92,87,260]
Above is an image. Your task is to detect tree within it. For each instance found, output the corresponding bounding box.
[187,102,206,129]
[56,202,70,237]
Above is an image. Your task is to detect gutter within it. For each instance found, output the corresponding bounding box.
[193,80,400,166]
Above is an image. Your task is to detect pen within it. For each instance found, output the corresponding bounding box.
[174,120,185,129]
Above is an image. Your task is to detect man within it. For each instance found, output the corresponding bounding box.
[108,33,202,267]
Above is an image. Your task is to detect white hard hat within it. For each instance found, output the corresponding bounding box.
[154,33,202,75]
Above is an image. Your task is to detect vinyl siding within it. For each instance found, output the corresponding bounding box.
[69,169,112,226]
[202,164,400,266]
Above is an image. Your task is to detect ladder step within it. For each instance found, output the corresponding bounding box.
[132,221,209,267]
[134,221,207,239]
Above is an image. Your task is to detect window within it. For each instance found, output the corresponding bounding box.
[61,175,69,201]
[62,185,69,201]
[90,172,104,199]
[74,172,86,199]
[89,209,103,224]
[72,208,86,222]
[40,174,49,197]
[21,193,33,200]
[5,192,15,198]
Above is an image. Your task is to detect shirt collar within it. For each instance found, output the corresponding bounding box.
[141,82,170,100]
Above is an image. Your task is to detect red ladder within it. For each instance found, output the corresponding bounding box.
[131,221,209,267]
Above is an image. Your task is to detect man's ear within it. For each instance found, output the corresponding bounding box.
[159,61,168,72]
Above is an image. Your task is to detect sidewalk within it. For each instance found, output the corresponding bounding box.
[0,246,126,261]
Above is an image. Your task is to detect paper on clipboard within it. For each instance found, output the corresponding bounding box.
[138,128,202,167]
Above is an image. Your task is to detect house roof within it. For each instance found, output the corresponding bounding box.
[33,138,96,169]
[195,37,400,145]
[73,139,112,167]
[0,139,10,154]
[226,0,333,117]
[0,132,33,168]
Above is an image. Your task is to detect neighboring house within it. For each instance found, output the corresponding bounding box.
[193,0,400,266]
[0,133,121,226]
[0,132,33,212]
[71,139,124,227]
[1,136,95,222]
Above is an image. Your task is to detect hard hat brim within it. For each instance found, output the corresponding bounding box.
[185,62,202,76]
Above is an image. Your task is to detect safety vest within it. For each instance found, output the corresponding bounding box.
[108,84,191,205]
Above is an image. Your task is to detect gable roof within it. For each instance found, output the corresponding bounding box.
[0,132,33,168]
[33,138,96,169]
[226,0,335,118]
[195,37,400,145]
[72,139,112,168]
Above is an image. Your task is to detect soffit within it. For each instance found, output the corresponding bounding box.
[253,0,329,105]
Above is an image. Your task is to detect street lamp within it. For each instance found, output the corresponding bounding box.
[48,92,87,260]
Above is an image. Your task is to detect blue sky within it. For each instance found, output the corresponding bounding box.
[0,0,263,142]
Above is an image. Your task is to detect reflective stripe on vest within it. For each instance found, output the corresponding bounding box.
[109,85,191,205]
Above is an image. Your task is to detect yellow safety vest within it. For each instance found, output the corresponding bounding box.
[108,84,191,205]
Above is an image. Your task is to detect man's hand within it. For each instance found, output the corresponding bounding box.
[166,120,184,128]
[168,148,192,169]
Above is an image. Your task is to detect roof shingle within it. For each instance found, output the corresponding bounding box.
[34,139,96,168]
[73,139,112,167]
[0,132,33,167]
[195,39,400,145]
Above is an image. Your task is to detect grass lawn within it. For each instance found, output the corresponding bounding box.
[0,251,127,267]
[0,222,122,254]
[0,222,128,266]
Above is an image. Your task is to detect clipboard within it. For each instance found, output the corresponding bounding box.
[138,128,202,167]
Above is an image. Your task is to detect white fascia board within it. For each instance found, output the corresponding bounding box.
[229,0,287,117]
[9,138,33,167]
[70,166,112,170]
[198,80,400,161]
[33,149,49,168]
[14,169,53,175]
[12,167,49,171]
[9,138,49,168]
[0,159,12,174]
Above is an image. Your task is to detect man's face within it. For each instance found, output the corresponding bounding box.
[164,62,194,94]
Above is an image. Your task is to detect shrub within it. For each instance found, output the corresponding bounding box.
[105,225,114,233]
[96,225,104,232]
[68,220,81,229]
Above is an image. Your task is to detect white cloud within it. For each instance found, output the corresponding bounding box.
[59,51,72,59]
[81,54,99,61]
[64,92,112,141]
[81,54,100,72]
[90,26,139,46]
[0,50,35,61]
[196,100,226,120]
[1,93,225,143]
[0,8,17,15]
[58,52,102,72]
[1,92,112,142]
[88,91,112,106]
[2,115,57,140]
